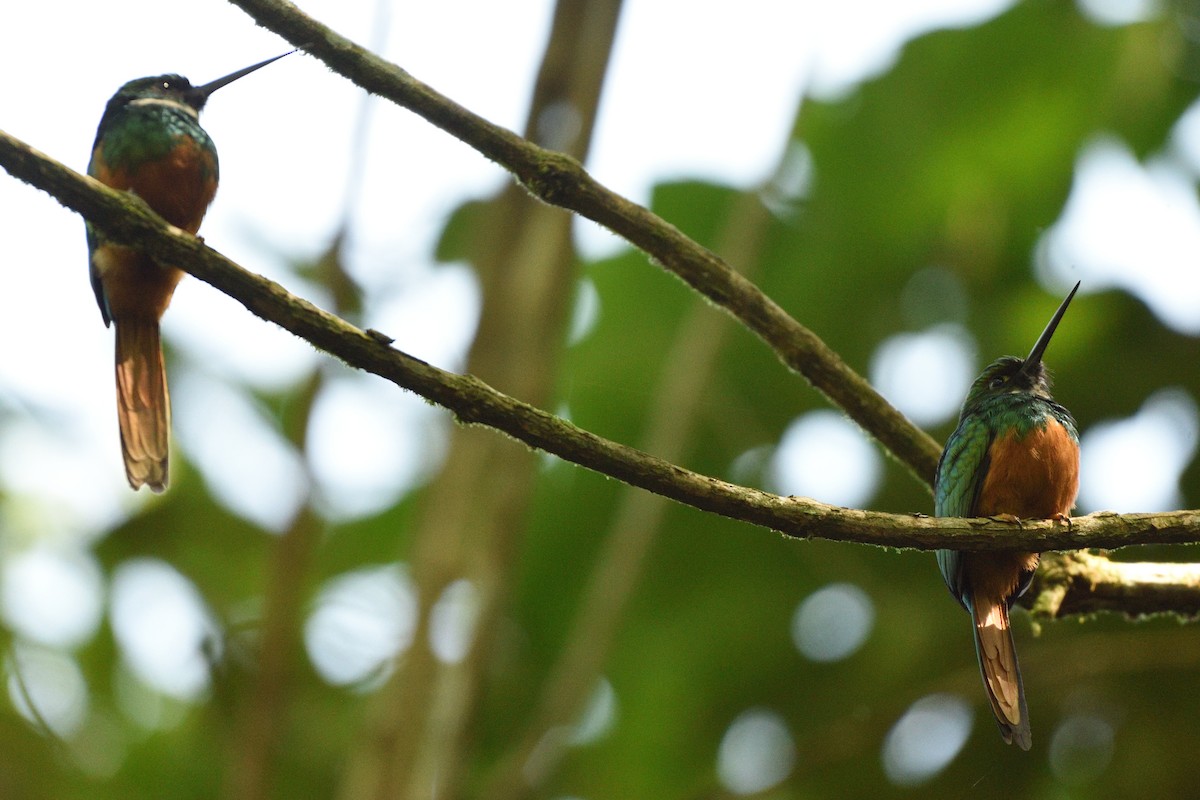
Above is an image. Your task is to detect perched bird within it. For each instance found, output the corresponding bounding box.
[935,282,1081,749]
[87,52,290,491]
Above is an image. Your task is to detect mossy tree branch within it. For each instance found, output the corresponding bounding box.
[1029,551,1200,619]
[3,127,1200,558]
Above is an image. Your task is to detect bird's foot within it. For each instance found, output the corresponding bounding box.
[1051,512,1073,530]
[988,513,1024,528]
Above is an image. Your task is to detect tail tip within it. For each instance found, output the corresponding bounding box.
[1001,722,1032,751]
[126,460,169,493]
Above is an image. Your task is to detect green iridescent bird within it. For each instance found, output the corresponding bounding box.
[935,282,1081,750]
[87,52,290,491]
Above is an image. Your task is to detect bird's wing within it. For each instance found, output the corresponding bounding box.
[934,419,993,605]
[86,148,113,327]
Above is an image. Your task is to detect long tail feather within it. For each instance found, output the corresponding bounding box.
[971,596,1031,750]
[114,319,170,492]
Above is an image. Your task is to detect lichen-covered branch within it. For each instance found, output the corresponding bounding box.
[223,0,943,487]
[2,126,1199,556]
[1029,551,1200,619]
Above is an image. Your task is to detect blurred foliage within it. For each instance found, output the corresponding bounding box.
[4,1,1200,798]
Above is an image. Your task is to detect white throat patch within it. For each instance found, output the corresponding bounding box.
[129,96,199,120]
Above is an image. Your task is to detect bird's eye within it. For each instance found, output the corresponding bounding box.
[989,376,1006,389]
[161,80,172,90]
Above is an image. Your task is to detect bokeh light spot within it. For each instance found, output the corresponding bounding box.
[6,644,89,737]
[2,546,103,649]
[792,582,875,662]
[1075,0,1160,26]
[305,564,417,686]
[716,708,796,795]
[769,411,882,507]
[307,377,446,521]
[567,278,601,346]
[173,375,308,532]
[1038,137,1200,333]
[1078,388,1198,512]
[1049,713,1115,785]
[569,677,618,746]
[429,579,480,665]
[870,325,975,427]
[109,560,218,700]
[882,694,972,786]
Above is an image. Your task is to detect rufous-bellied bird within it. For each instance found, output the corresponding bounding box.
[87,52,290,491]
[935,282,1081,749]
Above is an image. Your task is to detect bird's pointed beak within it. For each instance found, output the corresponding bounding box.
[1019,281,1080,376]
[189,50,294,105]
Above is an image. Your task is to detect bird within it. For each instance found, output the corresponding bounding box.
[87,52,290,491]
[935,282,1081,749]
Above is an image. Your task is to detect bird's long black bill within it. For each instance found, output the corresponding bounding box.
[192,50,294,101]
[1022,280,1081,371]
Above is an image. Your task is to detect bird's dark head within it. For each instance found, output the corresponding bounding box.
[108,74,204,114]
[963,355,1052,412]
[961,281,1080,414]
[100,51,294,126]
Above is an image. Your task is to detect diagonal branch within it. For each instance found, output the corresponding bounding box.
[2,126,1199,554]
[223,0,943,487]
